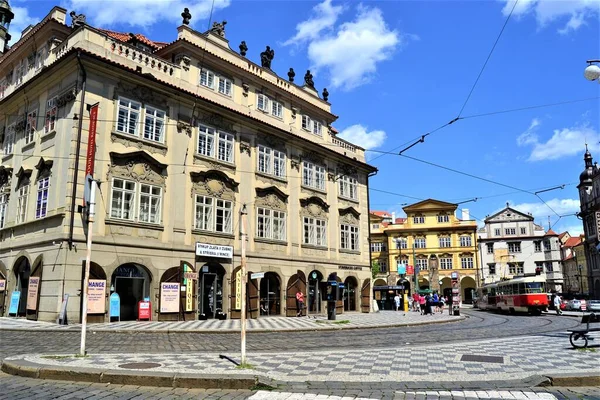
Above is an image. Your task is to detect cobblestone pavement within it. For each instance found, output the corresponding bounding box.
[0,374,599,400]
[0,309,462,332]
[0,310,584,361]
[9,331,600,383]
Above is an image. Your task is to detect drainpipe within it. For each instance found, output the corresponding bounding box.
[366,168,378,312]
[69,51,87,249]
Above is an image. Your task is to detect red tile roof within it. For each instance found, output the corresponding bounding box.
[371,211,392,217]
[98,28,168,49]
[545,229,558,236]
[563,237,582,248]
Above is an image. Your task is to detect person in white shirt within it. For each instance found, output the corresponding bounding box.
[553,295,563,315]
[394,294,401,311]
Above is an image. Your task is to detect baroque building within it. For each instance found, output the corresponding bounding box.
[369,199,479,310]
[577,148,600,298]
[478,204,563,291]
[0,5,376,322]
[560,235,588,295]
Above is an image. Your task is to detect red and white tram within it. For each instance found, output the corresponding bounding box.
[477,276,548,315]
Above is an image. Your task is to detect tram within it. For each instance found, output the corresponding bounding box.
[476,275,548,315]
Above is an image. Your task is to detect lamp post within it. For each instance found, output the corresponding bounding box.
[584,60,600,82]
[578,264,583,296]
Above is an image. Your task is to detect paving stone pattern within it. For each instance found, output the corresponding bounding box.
[12,331,600,383]
[0,374,599,400]
[0,311,461,332]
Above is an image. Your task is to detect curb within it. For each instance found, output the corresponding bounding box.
[0,315,465,334]
[0,359,276,390]
[541,373,600,387]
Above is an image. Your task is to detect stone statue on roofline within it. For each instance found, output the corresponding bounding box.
[304,70,315,88]
[69,11,86,28]
[260,46,275,69]
[181,8,192,25]
[210,21,227,37]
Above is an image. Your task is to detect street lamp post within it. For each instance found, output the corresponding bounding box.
[584,60,600,82]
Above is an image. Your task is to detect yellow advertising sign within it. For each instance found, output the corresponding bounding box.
[235,269,242,310]
[186,280,193,312]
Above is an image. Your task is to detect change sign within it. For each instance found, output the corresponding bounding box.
[87,279,106,314]
[160,282,180,313]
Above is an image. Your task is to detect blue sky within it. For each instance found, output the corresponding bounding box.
[9,0,600,235]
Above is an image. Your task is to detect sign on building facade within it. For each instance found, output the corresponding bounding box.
[195,243,233,259]
[87,279,106,314]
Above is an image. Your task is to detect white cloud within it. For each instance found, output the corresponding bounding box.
[560,224,584,236]
[516,119,600,161]
[285,2,402,90]
[8,6,39,45]
[501,0,599,34]
[67,0,230,29]
[283,0,344,46]
[338,124,387,150]
[509,198,581,218]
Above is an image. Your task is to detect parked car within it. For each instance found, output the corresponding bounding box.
[566,299,586,311]
[587,300,600,312]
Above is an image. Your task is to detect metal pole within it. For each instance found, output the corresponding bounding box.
[80,179,96,356]
[240,204,248,365]
[413,243,417,292]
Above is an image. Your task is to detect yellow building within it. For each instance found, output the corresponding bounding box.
[370,199,479,307]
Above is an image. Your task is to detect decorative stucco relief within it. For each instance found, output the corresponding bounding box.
[116,82,168,108]
[300,196,329,218]
[191,170,238,201]
[107,152,167,186]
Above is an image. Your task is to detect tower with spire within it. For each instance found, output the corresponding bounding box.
[0,0,14,55]
[577,145,596,206]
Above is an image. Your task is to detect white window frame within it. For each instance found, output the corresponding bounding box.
[340,224,359,251]
[199,68,215,89]
[35,47,46,71]
[143,106,166,143]
[413,215,425,224]
[460,235,472,247]
[371,242,386,252]
[414,237,426,248]
[301,115,311,131]
[194,195,233,233]
[416,258,428,271]
[217,131,234,163]
[545,262,553,272]
[461,256,474,269]
[116,97,141,136]
[138,183,162,224]
[437,214,449,223]
[508,242,521,253]
[110,178,136,221]
[303,217,327,247]
[0,78,6,99]
[396,238,408,249]
[217,75,232,97]
[271,99,283,118]
[257,207,286,241]
[494,228,501,236]
[339,175,357,200]
[257,93,269,112]
[439,237,451,248]
[15,62,24,86]
[35,177,49,219]
[505,228,516,235]
[520,227,527,235]
[45,97,57,133]
[0,193,8,228]
[16,184,29,224]
[486,243,494,254]
[302,161,326,191]
[3,122,15,154]
[543,240,551,251]
[379,260,388,273]
[488,263,496,275]
[197,125,215,158]
[257,145,286,178]
[440,257,453,270]
[25,109,38,145]
[534,241,542,253]
[301,115,322,136]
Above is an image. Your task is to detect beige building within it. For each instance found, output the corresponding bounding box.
[0,5,376,322]
[370,200,480,309]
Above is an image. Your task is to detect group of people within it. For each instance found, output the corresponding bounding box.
[411,292,447,315]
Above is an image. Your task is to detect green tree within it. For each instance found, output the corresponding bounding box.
[371,260,380,279]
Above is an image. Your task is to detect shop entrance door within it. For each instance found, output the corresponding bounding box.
[115,276,145,321]
[200,273,223,318]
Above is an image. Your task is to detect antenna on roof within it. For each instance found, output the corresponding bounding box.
[548,216,551,231]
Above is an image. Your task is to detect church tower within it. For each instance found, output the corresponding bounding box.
[0,0,14,55]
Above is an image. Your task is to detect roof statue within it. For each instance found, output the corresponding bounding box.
[322,88,329,101]
[304,70,314,88]
[287,68,295,82]
[210,20,227,37]
[69,11,86,28]
[239,40,247,57]
[260,46,274,69]
[181,8,191,25]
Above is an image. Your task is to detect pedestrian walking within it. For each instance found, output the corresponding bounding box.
[296,291,305,317]
[432,292,439,313]
[408,295,414,311]
[394,294,401,311]
[439,295,445,313]
[419,294,426,315]
[553,295,563,315]
[413,292,420,312]
[425,293,433,315]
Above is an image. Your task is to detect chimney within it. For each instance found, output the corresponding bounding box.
[462,208,470,221]
[391,212,396,224]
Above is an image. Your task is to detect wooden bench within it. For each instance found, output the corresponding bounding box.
[568,313,600,348]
